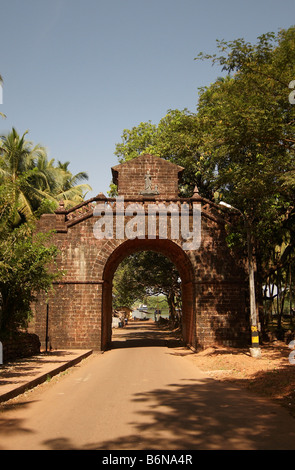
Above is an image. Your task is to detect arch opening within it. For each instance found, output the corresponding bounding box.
[101,239,195,350]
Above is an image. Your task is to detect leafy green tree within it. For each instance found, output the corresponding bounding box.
[0,128,49,222]
[195,27,295,336]
[196,27,295,262]
[53,160,91,208]
[0,128,90,334]
[0,227,60,333]
[113,26,295,338]
[0,128,92,223]
[113,258,146,309]
[113,251,181,322]
[114,109,213,197]
[115,121,158,163]
[0,185,61,333]
[31,155,91,209]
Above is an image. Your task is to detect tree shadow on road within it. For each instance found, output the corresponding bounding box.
[111,320,184,350]
[45,323,295,450]
[2,358,295,450]
[40,375,295,450]
[2,322,295,451]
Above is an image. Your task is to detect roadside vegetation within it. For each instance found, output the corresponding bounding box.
[0,125,91,336]
[113,26,295,343]
[1,26,295,346]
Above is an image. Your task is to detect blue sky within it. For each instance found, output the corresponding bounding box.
[1,0,294,197]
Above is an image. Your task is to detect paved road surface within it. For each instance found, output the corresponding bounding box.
[1,321,295,450]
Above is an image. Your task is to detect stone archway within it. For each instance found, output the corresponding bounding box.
[101,238,195,350]
[31,154,250,352]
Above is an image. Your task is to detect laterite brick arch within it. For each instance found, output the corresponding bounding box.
[31,155,250,351]
[101,238,195,350]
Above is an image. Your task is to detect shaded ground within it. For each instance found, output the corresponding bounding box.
[115,319,295,419]
[0,321,295,450]
[185,340,295,419]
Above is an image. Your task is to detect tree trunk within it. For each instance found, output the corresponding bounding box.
[167,291,176,325]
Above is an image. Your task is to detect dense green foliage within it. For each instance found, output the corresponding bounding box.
[0,186,61,333]
[113,27,295,335]
[113,251,181,321]
[1,27,295,337]
[114,110,206,197]
[0,127,91,334]
[0,128,91,224]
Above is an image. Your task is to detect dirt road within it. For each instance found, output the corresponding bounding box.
[1,321,295,450]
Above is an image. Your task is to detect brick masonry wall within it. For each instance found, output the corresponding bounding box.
[191,209,250,348]
[112,154,184,198]
[33,283,102,351]
[31,155,250,351]
[1,333,40,363]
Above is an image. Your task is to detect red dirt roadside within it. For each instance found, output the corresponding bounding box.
[186,340,295,418]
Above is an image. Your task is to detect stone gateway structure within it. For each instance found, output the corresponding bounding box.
[31,155,250,351]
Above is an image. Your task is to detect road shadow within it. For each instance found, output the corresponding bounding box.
[2,372,295,450]
[38,375,295,450]
[0,351,79,387]
[2,321,295,450]
[1,327,295,450]
[110,320,184,350]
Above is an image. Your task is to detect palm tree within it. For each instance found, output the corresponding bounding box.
[0,128,49,222]
[32,158,91,209]
[53,160,91,208]
[0,128,92,223]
